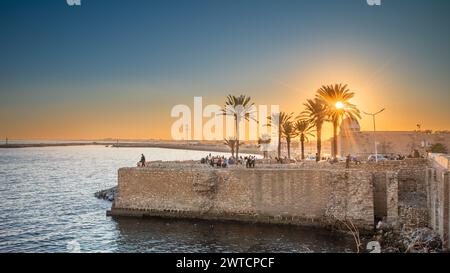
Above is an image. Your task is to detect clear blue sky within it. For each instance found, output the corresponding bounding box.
[1,0,449,139]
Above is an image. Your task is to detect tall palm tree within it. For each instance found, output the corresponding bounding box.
[222,95,256,159]
[301,98,327,162]
[316,84,361,159]
[282,121,296,160]
[294,120,314,160]
[267,112,293,159]
[224,137,238,157]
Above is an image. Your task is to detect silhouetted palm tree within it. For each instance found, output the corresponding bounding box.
[224,137,238,157]
[301,98,327,162]
[282,121,296,160]
[316,84,361,159]
[268,112,293,159]
[222,95,256,159]
[294,120,314,160]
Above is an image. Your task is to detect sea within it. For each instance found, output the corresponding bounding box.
[0,145,354,253]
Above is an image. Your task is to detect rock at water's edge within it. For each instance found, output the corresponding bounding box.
[95,186,117,202]
[373,221,443,253]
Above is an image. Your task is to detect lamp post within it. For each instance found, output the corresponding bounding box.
[416,123,427,156]
[363,108,386,162]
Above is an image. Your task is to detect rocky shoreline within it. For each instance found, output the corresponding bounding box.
[372,221,443,253]
[94,186,117,202]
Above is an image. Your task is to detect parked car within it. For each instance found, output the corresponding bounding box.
[367,154,387,162]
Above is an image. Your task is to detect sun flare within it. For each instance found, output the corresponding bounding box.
[335,101,345,109]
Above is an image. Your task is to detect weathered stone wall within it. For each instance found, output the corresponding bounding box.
[371,171,400,227]
[350,160,428,228]
[397,161,427,197]
[426,154,450,249]
[372,172,388,222]
[110,159,433,232]
[111,164,375,230]
[399,202,429,229]
[348,159,428,199]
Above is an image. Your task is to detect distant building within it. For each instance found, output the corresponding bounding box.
[338,118,450,157]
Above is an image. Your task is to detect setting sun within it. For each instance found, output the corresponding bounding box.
[335,101,345,109]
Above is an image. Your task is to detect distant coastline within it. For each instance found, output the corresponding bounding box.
[0,141,262,155]
[111,142,261,154]
[0,142,112,148]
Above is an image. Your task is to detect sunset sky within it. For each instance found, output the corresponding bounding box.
[1,0,449,140]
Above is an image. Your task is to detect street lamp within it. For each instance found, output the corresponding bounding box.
[363,108,386,162]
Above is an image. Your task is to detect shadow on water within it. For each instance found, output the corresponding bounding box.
[112,217,356,253]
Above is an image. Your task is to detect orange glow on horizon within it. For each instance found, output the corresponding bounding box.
[1,53,449,141]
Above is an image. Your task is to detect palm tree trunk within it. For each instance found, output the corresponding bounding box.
[332,119,338,159]
[300,135,305,160]
[316,127,322,162]
[287,138,291,159]
[278,127,281,159]
[235,118,240,159]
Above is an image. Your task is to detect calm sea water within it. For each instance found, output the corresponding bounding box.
[0,146,354,253]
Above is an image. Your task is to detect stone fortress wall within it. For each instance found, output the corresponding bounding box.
[108,159,439,233]
[112,165,376,229]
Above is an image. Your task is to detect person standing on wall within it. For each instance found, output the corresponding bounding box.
[140,154,146,167]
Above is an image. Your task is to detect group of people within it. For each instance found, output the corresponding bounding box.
[200,154,257,168]
[138,151,411,169]
[245,156,256,168]
[201,154,231,168]
[138,153,258,168]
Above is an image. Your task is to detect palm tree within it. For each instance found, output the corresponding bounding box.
[267,112,293,159]
[282,121,296,159]
[294,120,314,160]
[316,84,361,159]
[224,137,238,157]
[301,98,327,162]
[257,134,271,159]
[222,95,256,159]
